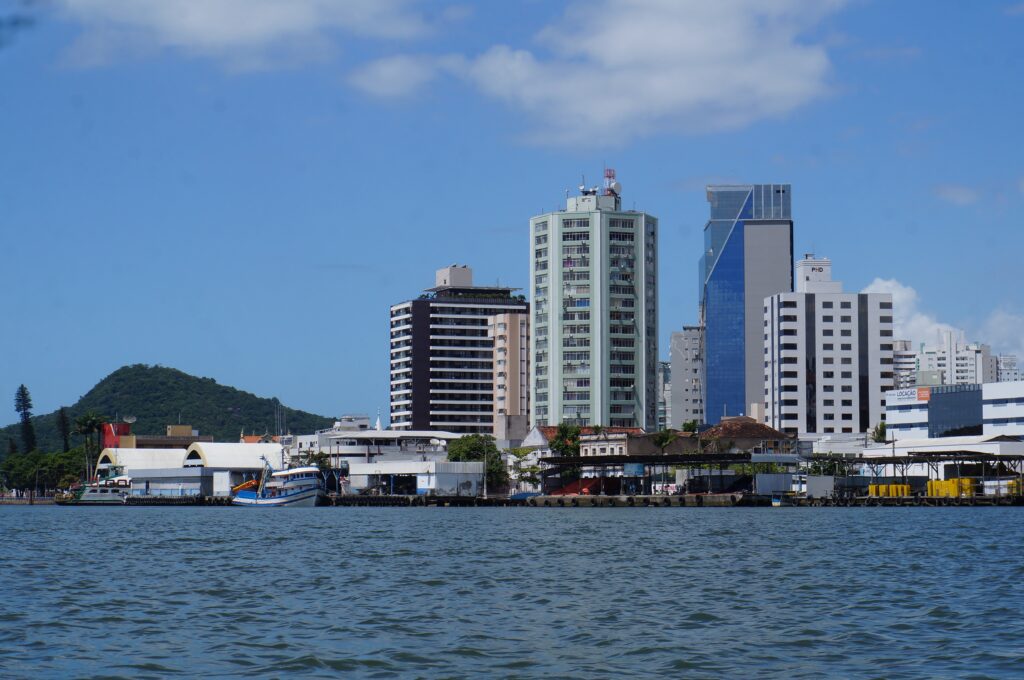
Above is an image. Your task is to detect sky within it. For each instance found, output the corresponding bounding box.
[1,0,1023,424]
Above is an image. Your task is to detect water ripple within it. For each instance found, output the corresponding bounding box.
[2,506,1023,677]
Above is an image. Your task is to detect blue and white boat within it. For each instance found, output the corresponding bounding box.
[232,465,325,507]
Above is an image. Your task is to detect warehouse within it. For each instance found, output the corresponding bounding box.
[96,442,285,497]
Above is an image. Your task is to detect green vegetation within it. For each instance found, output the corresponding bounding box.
[14,384,35,454]
[0,364,335,460]
[681,420,698,433]
[871,422,887,444]
[56,407,71,452]
[1,445,87,492]
[446,434,510,491]
[506,447,540,491]
[651,429,678,454]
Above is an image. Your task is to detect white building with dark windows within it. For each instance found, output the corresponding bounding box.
[764,255,895,436]
[529,170,658,429]
[917,332,997,386]
[389,265,528,434]
[670,326,704,427]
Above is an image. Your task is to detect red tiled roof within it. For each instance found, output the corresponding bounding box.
[701,417,792,440]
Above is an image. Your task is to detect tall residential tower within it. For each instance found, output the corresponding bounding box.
[389,265,528,434]
[700,184,793,423]
[530,170,658,429]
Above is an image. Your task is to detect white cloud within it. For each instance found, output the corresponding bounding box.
[451,0,845,144]
[863,278,961,349]
[56,0,429,68]
[933,184,979,206]
[863,278,1024,358]
[978,309,1024,359]
[348,54,464,97]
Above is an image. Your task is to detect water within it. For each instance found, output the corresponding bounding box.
[2,507,1023,678]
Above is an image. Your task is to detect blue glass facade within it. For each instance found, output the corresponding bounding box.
[928,385,983,438]
[700,185,792,424]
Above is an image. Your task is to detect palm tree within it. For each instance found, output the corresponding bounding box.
[651,429,678,455]
[74,411,105,481]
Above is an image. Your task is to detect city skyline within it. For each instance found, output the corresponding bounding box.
[3,1,1024,421]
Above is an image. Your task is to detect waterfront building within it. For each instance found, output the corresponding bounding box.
[284,423,462,469]
[885,380,1024,440]
[656,361,671,431]
[764,255,895,436]
[529,169,658,429]
[489,311,530,448]
[670,326,704,427]
[700,184,793,423]
[390,265,528,434]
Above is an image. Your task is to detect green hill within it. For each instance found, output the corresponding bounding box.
[1,364,336,457]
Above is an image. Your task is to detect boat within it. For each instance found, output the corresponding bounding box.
[55,476,132,506]
[232,465,325,507]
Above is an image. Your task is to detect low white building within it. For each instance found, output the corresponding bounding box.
[862,435,1024,480]
[348,460,483,496]
[983,381,1024,436]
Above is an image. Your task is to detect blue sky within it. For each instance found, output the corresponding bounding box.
[1,0,1023,424]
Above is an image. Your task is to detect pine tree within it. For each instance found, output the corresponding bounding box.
[57,407,71,453]
[7,439,16,457]
[14,384,36,454]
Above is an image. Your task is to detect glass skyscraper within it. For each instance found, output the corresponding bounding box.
[699,185,793,424]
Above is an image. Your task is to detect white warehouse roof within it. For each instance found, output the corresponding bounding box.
[184,442,285,470]
[97,448,187,471]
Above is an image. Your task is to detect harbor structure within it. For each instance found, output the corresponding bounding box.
[389,265,528,435]
[670,325,704,427]
[700,184,793,423]
[763,255,895,436]
[529,169,658,429]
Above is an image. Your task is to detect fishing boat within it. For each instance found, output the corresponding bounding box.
[231,465,325,507]
[55,476,132,505]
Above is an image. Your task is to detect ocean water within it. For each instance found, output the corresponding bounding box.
[2,507,1023,679]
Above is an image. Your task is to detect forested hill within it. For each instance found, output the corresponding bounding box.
[1,364,335,456]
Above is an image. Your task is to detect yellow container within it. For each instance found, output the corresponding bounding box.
[869,484,877,497]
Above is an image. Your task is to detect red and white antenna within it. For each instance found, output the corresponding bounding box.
[604,168,621,196]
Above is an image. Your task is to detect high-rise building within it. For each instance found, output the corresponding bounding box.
[764,255,895,436]
[700,184,793,423]
[488,311,530,446]
[893,340,918,388]
[917,331,997,385]
[997,354,1020,382]
[670,326,704,427]
[656,361,671,431]
[389,265,528,434]
[530,170,658,429]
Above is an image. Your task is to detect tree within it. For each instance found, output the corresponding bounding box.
[507,447,541,492]
[651,429,678,454]
[681,420,698,433]
[446,434,509,492]
[6,438,16,457]
[14,384,36,453]
[74,411,105,481]
[871,422,887,444]
[56,407,71,453]
[548,423,581,457]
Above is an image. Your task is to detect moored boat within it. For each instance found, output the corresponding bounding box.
[55,476,132,505]
[232,465,325,507]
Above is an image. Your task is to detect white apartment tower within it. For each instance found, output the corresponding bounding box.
[917,332,997,385]
[764,255,895,436]
[529,170,658,429]
[670,326,704,426]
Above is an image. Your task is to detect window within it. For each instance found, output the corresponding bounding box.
[822,301,833,309]
[880,316,893,323]
[841,413,853,420]
[841,399,852,407]
[841,385,852,392]
[562,232,589,242]
[824,413,835,420]
[840,315,851,323]
[841,343,852,350]
[840,301,851,309]
[823,315,834,322]
[880,302,892,310]
[823,357,834,365]
[823,343,834,350]
[841,358,852,365]
[824,399,834,406]
[840,329,851,337]
[841,371,852,378]
[880,343,893,351]
[823,329,834,336]
[823,371,834,378]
